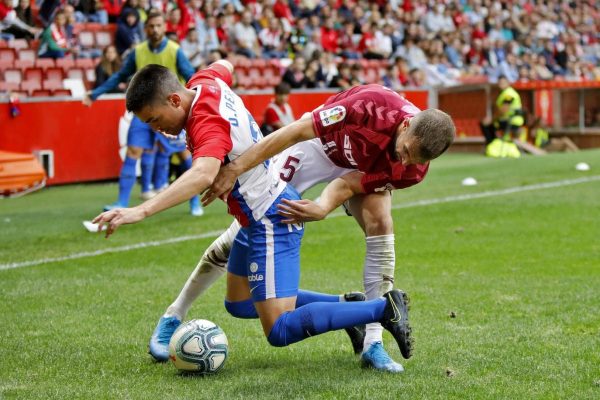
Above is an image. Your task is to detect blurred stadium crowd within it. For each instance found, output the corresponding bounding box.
[2,0,600,97]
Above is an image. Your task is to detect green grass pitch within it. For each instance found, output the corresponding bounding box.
[1,150,599,399]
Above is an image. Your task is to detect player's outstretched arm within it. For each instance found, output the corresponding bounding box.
[202,115,315,206]
[277,171,365,224]
[93,157,221,238]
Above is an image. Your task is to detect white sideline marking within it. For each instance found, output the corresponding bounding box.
[0,230,224,271]
[1,175,599,271]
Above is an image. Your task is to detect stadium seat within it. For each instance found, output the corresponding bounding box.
[31,89,51,97]
[45,67,64,81]
[24,67,43,83]
[42,79,64,91]
[3,68,22,83]
[84,68,96,83]
[0,48,16,62]
[52,88,71,96]
[66,67,84,80]
[14,59,34,69]
[18,49,36,62]
[79,31,95,49]
[56,57,75,72]
[20,80,42,95]
[95,31,112,48]
[35,58,56,70]
[83,22,103,32]
[0,81,20,92]
[75,58,95,69]
[0,39,7,48]
[0,59,12,71]
[7,38,29,50]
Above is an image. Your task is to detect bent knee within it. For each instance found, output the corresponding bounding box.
[364,216,394,236]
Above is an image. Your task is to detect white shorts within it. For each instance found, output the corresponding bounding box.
[272,138,354,195]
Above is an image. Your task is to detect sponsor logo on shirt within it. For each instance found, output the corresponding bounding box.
[319,105,346,126]
[343,135,357,166]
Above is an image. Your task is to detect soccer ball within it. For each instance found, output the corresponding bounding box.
[168,319,229,374]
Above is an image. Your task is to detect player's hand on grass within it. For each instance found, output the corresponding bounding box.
[277,199,328,224]
[92,207,146,238]
[201,165,237,206]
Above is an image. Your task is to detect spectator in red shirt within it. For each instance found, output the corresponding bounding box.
[320,17,339,54]
[261,82,295,136]
[166,0,192,42]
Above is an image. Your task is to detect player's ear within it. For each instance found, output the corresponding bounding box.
[168,93,181,108]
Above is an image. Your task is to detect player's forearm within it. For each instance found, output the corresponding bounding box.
[138,157,220,217]
[317,173,364,215]
[229,117,315,176]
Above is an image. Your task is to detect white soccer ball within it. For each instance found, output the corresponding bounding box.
[168,319,229,374]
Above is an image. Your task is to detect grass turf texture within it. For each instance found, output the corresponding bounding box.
[1,150,599,399]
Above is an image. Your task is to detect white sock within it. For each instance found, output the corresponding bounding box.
[363,234,395,349]
[165,220,241,320]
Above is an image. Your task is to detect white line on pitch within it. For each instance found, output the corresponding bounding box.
[1,175,599,271]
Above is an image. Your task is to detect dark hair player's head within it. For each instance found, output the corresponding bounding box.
[395,109,456,165]
[126,64,187,137]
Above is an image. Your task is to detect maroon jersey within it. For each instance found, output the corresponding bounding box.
[310,84,429,193]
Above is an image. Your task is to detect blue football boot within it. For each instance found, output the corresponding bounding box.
[148,316,181,362]
[103,202,126,212]
[361,342,404,373]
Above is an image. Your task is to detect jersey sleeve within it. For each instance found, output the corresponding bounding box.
[187,113,233,162]
[187,63,233,88]
[360,163,429,193]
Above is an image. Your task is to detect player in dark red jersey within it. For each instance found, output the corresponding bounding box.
[201,84,455,371]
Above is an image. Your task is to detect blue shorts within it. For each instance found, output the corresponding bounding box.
[156,131,187,154]
[228,185,304,301]
[127,115,156,149]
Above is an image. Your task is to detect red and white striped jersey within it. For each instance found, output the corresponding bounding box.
[185,64,286,226]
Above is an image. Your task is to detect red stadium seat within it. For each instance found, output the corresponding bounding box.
[31,89,51,97]
[35,58,55,70]
[83,22,103,32]
[0,48,16,62]
[95,31,112,48]
[24,67,43,83]
[84,68,96,85]
[75,58,95,69]
[66,67,84,80]
[20,80,42,95]
[43,79,64,91]
[7,38,29,50]
[79,31,95,48]
[0,81,20,91]
[0,59,12,71]
[3,68,22,83]
[56,57,75,72]
[52,88,71,96]
[18,49,36,62]
[14,59,34,69]
[45,67,64,81]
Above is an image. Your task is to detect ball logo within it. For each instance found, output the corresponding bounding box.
[319,106,346,127]
[249,262,258,273]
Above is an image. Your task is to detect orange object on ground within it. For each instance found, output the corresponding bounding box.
[0,150,46,198]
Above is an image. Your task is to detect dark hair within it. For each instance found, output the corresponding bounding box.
[275,82,291,95]
[408,109,456,160]
[125,64,182,113]
[145,10,164,25]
